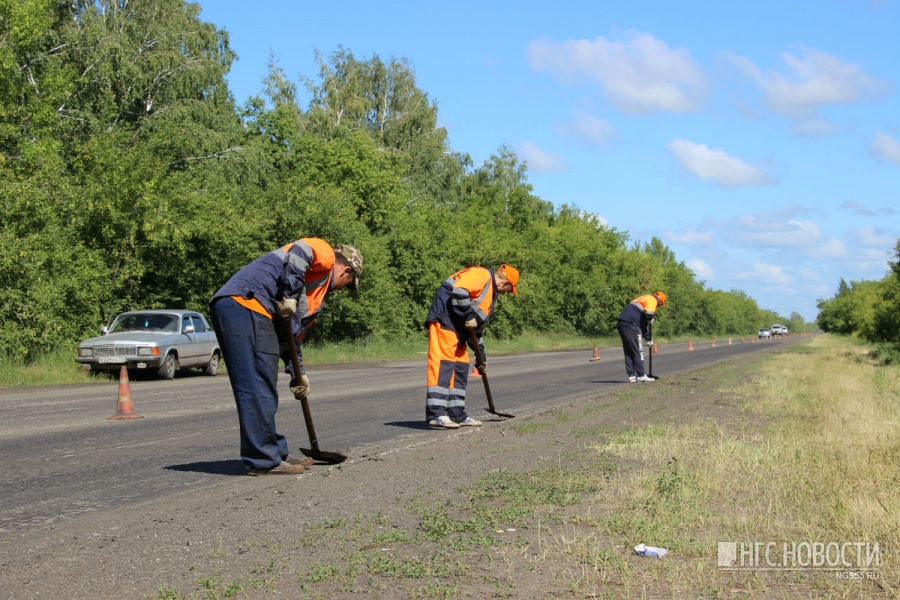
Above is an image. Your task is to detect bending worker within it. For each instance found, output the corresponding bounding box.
[210,239,363,476]
[425,264,519,428]
[616,291,666,383]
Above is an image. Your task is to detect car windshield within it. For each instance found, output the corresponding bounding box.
[110,313,178,333]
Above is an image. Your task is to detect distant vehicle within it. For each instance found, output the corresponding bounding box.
[75,310,221,379]
[771,324,787,337]
[758,328,772,339]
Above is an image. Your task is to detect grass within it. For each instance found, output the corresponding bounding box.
[552,334,900,596]
[0,345,104,387]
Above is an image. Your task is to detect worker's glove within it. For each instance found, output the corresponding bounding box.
[646,340,654,347]
[290,374,310,401]
[476,362,487,375]
[275,298,297,319]
[464,318,477,329]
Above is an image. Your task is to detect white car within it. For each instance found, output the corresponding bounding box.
[758,328,772,339]
[75,310,221,379]
[771,324,787,337]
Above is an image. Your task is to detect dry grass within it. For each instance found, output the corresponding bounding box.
[544,334,900,597]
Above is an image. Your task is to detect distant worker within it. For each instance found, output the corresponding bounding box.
[210,239,363,475]
[616,291,666,383]
[425,264,519,428]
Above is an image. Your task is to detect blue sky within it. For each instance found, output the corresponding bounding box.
[196,0,900,322]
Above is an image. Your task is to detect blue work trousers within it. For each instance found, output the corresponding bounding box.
[210,296,288,469]
[617,320,646,377]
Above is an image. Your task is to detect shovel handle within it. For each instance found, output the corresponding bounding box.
[467,326,497,413]
[281,318,320,453]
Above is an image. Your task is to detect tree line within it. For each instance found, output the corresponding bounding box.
[816,242,900,360]
[1,0,808,362]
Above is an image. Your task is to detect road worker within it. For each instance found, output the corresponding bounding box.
[210,239,363,475]
[424,264,519,428]
[616,291,666,383]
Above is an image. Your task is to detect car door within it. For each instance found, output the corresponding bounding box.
[177,314,201,365]
[190,314,216,365]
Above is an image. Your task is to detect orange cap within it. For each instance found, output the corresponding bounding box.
[499,264,519,295]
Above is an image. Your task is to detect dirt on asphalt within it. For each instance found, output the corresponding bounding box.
[1,350,803,599]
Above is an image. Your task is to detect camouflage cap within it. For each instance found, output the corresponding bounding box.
[334,245,363,291]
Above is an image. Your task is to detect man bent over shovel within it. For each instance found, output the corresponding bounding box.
[424,264,518,428]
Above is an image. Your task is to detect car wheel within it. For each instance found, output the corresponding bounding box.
[158,353,178,380]
[204,351,220,376]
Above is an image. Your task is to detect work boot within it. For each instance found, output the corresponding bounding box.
[247,461,306,476]
[636,375,654,382]
[428,415,460,429]
[285,456,315,467]
[458,417,482,426]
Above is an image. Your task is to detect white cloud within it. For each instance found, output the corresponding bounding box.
[751,263,792,285]
[727,215,823,248]
[685,258,713,280]
[871,132,900,165]
[663,228,716,246]
[840,200,878,216]
[559,110,617,145]
[805,238,847,260]
[667,138,773,187]
[729,45,888,118]
[797,267,825,284]
[840,199,896,217]
[793,118,843,138]
[527,31,707,114]
[848,226,897,248]
[516,141,567,173]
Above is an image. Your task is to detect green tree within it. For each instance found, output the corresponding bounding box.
[0,0,245,359]
[872,241,900,345]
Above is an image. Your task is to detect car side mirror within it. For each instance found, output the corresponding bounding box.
[183,325,195,334]
[100,326,109,335]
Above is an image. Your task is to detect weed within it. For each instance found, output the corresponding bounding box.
[154,586,182,600]
[654,456,683,498]
[512,421,553,435]
[302,562,341,582]
[412,580,460,599]
[573,426,612,439]
[373,530,412,543]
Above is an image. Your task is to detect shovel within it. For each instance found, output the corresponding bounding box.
[467,327,515,419]
[647,322,659,380]
[281,318,349,464]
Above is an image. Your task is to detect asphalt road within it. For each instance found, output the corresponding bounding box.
[0,336,796,535]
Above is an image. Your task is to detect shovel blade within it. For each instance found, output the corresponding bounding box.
[486,408,516,419]
[299,447,350,464]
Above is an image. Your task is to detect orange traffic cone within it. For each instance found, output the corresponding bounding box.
[470,363,481,378]
[688,339,694,351]
[711,338,717,347]
[728,338,733,346]
[741,337,745,343]
[108,366,143,420]
[653,342,659,354]
[589,345,601,362]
